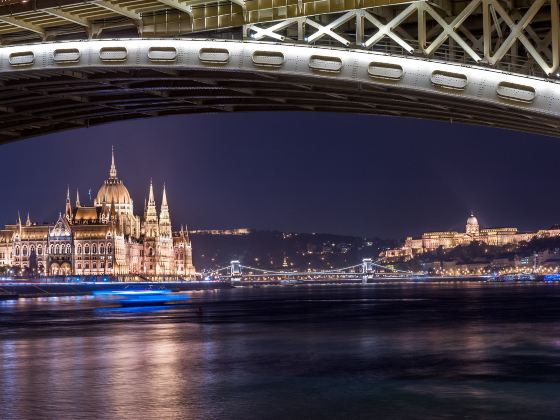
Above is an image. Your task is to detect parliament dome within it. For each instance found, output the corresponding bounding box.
[96,179,132,205]
[95,147,132,207]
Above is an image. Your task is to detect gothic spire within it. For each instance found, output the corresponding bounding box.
[161,183,168,208]
[17,211,21,226]
[109,145,117,179]
[65,187,73,221]
[76,189,81,207]
[179,224,190,243]
[148,179,155,204]
[160,184,170,218]
[184,224,190,242]
[145,179,159,237]
[159,184,172,237]
[26,212,31,226]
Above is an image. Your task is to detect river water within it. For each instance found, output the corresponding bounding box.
[1,283,560,419]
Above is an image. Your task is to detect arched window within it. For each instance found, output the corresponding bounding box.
[149,247,154,257]
[55,244,60,254]
[66,244,71,254]
[107,244,112,254]
[37,245,42,255]
[49,244,53,254]
[84,244,90,254]
[30,245,35,253]
[77,244,82,254]
[15,246,20,256]
[100,244,105,254]
[22,246,28,257]
[92,244,97,254]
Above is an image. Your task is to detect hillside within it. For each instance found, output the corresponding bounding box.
[190,230,395,271]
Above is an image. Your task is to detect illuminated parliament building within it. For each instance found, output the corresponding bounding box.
[382,212,560,262]
[0,149,196,277]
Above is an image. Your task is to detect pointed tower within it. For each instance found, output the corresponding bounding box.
[26,212,31,226]
[159,184,172,238]
[76,189,81,208]
[65,187,73,222]
[183,224,191,245]
[144,179,159,238]
[148,180,155,203]
[183,224,195,276]
[16,211,22,234]
[109,145,117,179]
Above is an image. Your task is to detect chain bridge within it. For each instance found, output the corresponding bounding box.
[1,0,560,140]
[203,258,420,283]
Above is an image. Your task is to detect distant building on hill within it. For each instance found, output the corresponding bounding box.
[381,212,560,262]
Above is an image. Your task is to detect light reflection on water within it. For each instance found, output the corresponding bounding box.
[0,284,560,419]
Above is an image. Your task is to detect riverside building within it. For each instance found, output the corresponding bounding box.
[382,213,560,262]
[0,149,195,278]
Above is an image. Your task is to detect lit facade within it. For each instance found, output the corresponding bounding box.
[382,213,557,262]
[0,149,196,278]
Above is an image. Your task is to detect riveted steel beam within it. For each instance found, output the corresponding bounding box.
[1,39,560,142]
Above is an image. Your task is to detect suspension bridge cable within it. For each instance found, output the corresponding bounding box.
[209,259,415,277]
[240,264,365,276]
[371,262,413,274]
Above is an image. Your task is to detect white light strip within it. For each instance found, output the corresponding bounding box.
[0,38,559,122]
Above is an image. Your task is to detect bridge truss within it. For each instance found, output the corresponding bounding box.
[1,0,558,77]
[1,1,560,139]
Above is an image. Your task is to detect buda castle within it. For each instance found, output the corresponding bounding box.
[382,212,560,262]
[0,148,196,278]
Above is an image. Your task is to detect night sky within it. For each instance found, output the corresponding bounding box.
[1,112,559,240]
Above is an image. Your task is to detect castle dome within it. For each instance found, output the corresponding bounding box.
[95,147,132,206]
[466,212,478,226]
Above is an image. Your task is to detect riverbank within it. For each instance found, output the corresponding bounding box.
[0,281,232,300]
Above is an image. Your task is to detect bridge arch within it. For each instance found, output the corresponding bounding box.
[1,38,559,141]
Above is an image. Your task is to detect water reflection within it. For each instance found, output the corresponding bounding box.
[0,284,559,419]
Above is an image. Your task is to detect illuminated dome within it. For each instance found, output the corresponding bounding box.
[95,147,132,207]
[466,212,478,226]
[96,179,132,205]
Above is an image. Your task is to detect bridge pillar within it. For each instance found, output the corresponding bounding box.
[362,258,374,284]
[230,260,241,284]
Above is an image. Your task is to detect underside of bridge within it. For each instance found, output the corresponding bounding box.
[1,64,559,142]
[0,0,559,140]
